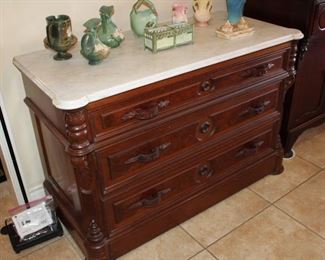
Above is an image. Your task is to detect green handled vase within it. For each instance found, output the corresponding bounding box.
[130,0,158,37]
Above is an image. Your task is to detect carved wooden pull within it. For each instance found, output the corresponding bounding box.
[128,188,172,210]
[124,143,171,165]
[235,140,265,158]
[238,100,271,118]
[122,100,170,121]
[240,63,275,78]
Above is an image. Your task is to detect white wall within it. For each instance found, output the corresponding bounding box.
[0,0,226,201]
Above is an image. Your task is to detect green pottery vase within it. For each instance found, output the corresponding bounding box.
[46,15,73,60]
[80,18,110,65]
[98,5,125,48]
[130,0,158,37]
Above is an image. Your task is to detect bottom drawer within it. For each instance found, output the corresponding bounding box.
[110,123,278,226]
[109,150,281,259]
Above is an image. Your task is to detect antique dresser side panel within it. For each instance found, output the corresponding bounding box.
[23,76,110,259]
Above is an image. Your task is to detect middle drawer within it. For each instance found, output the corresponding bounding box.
[96,83,280,190]
[107,122,278,227]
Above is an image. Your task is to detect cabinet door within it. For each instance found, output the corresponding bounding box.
[312,3,325,37]
[244,0,313,35]
[289,37,325,127]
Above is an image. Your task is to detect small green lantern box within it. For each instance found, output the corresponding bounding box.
[144,25,174,52]
[169,23,194,46]
[144,22,194,53]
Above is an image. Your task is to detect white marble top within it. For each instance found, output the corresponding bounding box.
[14,12,303,110]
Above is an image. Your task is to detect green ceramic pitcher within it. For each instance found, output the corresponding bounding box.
[80,18,110,65]
[130,0,158,37]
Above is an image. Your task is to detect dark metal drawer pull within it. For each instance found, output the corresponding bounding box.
[235,140,265,158]
[200,121,212,134]
[240,63,275,78]
[195,164,214,183]
[201,80,214,92]
[198,79,216,95]
[238,100,271,118]
[122,100,170,121]
[198,164,213,177]
[125,142,171,165]
[128,188,172,210]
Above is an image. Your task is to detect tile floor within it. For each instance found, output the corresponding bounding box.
[0,123,324,260]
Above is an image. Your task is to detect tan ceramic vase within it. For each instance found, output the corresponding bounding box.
[193,0,213,27]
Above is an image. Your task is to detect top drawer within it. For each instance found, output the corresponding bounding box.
[88,46,289,140]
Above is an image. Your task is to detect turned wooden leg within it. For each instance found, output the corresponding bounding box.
[85,220,111,260]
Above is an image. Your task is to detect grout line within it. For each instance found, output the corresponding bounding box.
[187,248,207,260]
[204,203,273,248]
[273,204,325,241]
[247,187,273,204]
[271,168,324,205]
[248,160,324,205]
[206,247,219,260]
[295,154,324,170]
[187,248,219,260]
[180,189,272,251]
[179,225,206,249]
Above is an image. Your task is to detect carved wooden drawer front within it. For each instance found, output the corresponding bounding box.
[110,127,275,225]
[90,52,285,140]
[96,84,280,188]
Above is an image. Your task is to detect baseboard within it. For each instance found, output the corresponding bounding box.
[28,184,45,201]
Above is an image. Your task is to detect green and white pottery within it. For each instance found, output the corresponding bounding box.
[98,5,125,48]
[80,18,110,65]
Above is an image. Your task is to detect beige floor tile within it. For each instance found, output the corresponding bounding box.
[180,189,269,247]
[275,171,325,238]
[118,226,203,260]
[0,181,18,217]
[249,156,320,202]
[294,125,325,168]
[190,250,216,260]
[208,206,325,260]
[20,237,82,260]
[295,123,325,145]
[65,232,85,259]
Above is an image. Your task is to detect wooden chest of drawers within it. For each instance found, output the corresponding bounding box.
[15,15,302,260]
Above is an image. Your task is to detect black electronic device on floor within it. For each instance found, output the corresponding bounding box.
[1,219,64,253]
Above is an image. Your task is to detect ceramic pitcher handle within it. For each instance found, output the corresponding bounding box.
[133,0,158,16]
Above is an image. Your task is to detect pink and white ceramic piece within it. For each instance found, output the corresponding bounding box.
[172,3,188,24]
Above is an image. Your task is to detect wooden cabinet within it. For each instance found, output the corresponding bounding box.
[15,15,301,259]
[245,0,325,157]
